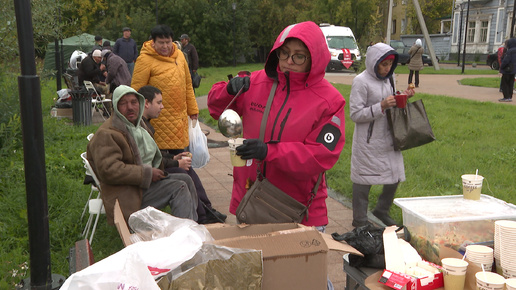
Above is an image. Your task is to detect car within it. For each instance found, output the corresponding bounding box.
[486,53,499,70]
[422,54,439,66]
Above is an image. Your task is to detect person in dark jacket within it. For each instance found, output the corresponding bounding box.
[113,27,138,76]
[77,49,108,94]
[499,37,516,102]
[91,35,103,53]
[139,85,227,224]
[101,49,131,93]
[179,34,199,75]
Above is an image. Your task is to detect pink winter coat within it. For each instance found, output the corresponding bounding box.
[208,21,346,226]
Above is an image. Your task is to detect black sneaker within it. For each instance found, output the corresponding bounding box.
[372,210,397,226]
[204,206,227,223]
[499,98,513,102]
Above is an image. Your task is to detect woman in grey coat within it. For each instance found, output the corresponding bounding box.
[407,39,424,87]
[349,43,415,227]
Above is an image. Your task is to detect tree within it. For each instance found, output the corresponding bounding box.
[405,0,452,35]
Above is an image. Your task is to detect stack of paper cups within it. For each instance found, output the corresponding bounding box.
[494,220,502,275]
[496,220,516,278]
[466,245,494,271]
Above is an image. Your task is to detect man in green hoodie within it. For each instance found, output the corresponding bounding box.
[87,85,198,225]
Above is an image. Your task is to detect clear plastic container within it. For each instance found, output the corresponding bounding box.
[394,195,516,264]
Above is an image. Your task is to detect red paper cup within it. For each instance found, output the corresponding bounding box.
[395,94,408,108]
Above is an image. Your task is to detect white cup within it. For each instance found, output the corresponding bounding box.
[506,278,516,290]
[461,174,484,200]
[441,258,468,290]
[475,271,505,290]
[228,138,246,167]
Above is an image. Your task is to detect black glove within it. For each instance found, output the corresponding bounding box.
[226,76,251,95]
[236,139,267,160]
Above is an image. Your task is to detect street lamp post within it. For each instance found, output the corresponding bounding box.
[457,4,464,66]
[232,3,236,67]
[461,0,471,74]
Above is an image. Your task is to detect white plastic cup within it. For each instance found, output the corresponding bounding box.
[441,258,468,290]
[462,174,484,200]
[505,278,516,290]
[475,271,505,290]
[228,138,246,167]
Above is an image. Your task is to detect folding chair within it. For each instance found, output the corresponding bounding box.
[80,134,96,220]
[83,80,111,120]
[80,152,105,245]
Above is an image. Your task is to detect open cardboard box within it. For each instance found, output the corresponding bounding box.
[204,223,362,289]
[114,201,362,289]
[363,246,483,290]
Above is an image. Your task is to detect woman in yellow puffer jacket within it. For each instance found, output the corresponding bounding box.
[131,24,199,154]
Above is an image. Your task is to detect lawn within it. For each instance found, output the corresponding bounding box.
[1,63,515,287]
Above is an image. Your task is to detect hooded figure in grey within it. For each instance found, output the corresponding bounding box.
[349,42,404,227]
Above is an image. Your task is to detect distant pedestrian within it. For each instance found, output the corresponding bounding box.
[102,40,112,51]
[179,34,199,76]
[407,39,424,88]
[113,27,138,76]
[499,38,516,102]
[91,35,103,53]
[497,40,508,93]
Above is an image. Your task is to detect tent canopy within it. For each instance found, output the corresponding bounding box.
[43,33,114,72]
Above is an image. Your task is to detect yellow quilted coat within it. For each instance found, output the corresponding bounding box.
[131,40,199,150]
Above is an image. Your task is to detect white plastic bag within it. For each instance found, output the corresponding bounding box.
[188,118,210,168]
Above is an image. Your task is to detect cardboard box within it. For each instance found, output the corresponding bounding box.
[379,267,444,290]
[394,195,516,264]
[52,107,73,120]
[114,202,362,289]
[204,223,362,290]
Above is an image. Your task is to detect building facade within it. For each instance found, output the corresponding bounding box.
[451,0,515,58]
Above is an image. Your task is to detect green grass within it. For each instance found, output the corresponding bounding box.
[394,64,499,75]
[1,64,515,286]
[459,77,501,88]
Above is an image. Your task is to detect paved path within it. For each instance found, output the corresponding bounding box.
[194,68,510,288]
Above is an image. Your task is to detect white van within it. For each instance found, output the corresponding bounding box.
[319,24,361,72]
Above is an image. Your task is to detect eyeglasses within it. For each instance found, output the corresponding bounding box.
[276,49,310,65]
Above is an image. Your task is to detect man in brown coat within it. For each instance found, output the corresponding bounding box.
[87,85,198,224]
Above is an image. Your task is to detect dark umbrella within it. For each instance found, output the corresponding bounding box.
[14,0,65,289]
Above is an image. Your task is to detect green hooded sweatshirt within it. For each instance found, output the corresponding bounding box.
[112,85,162,168]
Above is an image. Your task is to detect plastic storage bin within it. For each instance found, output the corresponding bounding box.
[394,195,516,264]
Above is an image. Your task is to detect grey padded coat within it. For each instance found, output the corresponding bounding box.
[349,43,406,185]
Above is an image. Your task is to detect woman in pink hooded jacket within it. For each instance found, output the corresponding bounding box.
[208,21,346,228]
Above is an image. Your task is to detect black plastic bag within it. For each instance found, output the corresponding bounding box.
[332,224,408,269]
[192,72,201,88]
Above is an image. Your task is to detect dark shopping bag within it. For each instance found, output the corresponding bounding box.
[192,72,201,88]
[386,99,435,151]
[235,178,309,224]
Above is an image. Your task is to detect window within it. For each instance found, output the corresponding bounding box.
[467,21,475,43]
[480,21,488,43]
[392,19,397,34]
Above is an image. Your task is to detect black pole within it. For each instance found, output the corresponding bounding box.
[54,39,62,90]
[232,3,236,67]
[14,0,64,289]
[59,7,64,74]
[461,0,471,74]
[511,0,516,38]
[457,6,463,66]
